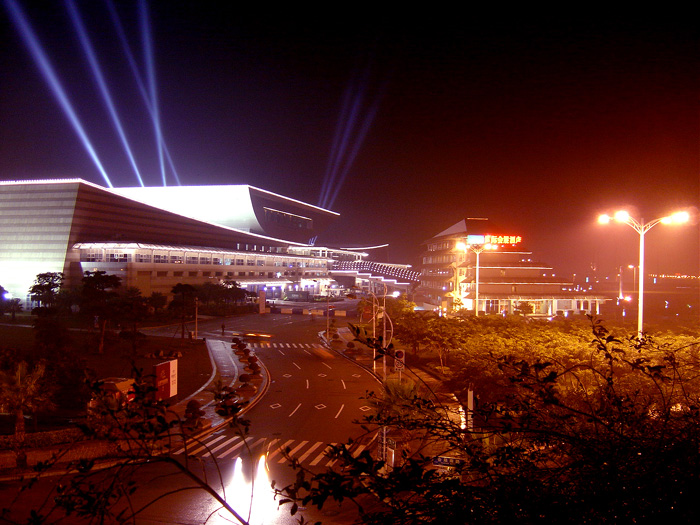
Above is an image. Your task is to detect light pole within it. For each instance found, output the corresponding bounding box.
[598,210,689,339]
[457,242,497,316]
[367,282,392,379]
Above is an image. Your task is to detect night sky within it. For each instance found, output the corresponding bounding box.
[1,3,698,280]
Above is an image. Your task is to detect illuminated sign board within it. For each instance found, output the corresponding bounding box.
[467,234,522,245]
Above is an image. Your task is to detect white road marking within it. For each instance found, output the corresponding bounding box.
[296,441,323,463]
[288,403,302,417]
[202,436,242,457]
[334,404,344,419]
[219,436,255,459]
[267,439,294,461]
[279,440,309,463]
[310,444,337,466]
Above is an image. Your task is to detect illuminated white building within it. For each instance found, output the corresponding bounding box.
[0,179,357,305]
[416,218,607,317]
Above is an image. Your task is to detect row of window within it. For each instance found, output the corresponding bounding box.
[422,254,456,264]
[81,251,325,268]
[137,270,328,279]
[426,241,453,252]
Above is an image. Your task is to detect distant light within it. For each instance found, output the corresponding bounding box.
[598,214,611,224]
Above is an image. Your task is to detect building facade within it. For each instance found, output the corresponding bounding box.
[0,179,352,305]
[415,218,606,317]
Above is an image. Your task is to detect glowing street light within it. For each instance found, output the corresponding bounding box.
[458,241,498,316]
[598,210,689,339]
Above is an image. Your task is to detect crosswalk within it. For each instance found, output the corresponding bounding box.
[171,432,373,467]
[245,342,325,350]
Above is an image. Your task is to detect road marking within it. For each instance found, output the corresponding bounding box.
[288,403,302,417]
[322,362,332,369]
[306,379,309,389]
[279,440,309,463]
[334,404,344,419]
[293,362,301,370]
[219,436,255,458]
[310,444,337,466]
[267,439,294,461]
[352,444,367,457]
[278,349,285,355]
[296,441,323,463]
[341,379,346,389]
[303,349,312,355]
[175,434,227,455]
[202,436,242,457]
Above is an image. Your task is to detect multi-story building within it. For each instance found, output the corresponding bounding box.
[0,179,359,305]
[416,218,607,317]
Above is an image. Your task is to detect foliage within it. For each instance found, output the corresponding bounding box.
[29,272,64,311]
[0,360,55,443]
[276,319,700,523]
[3,366,254,525]
[513,301,534,315]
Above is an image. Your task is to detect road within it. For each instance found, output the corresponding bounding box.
[135,309,379,524]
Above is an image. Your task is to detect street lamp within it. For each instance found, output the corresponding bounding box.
[458,241,497,316]
[367,282,393,380]
[598,210,689,338]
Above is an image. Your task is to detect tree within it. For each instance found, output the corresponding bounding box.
[147,291,168,313]
[171,283,196,340]
[0,360,55,444]
[0,284,7,313]
[29,272,64,310]
[5,297,23,321]
[3,366,253,524]
[514,301,534,315]
[81,271,122,353]
[275,319,700,523]
[423,316,464,371]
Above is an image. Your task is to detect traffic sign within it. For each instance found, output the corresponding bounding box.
[432,456,465,467]
[394,349,405,370]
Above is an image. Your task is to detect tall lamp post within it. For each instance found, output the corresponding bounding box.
[457,241,497,316]
[598,210,689,339]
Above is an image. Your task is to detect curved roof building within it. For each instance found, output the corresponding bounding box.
[0,179,341,303]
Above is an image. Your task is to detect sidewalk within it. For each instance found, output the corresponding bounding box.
[0,337,269,478]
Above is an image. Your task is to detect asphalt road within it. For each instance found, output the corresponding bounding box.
[133,310,379,524]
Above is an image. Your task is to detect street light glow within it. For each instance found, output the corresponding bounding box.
[660,211,690,224]
[613,210,630,222]
[598,208,690,338]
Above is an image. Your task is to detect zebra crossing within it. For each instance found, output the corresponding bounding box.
[245,341,326,350]
[172,432,373,467]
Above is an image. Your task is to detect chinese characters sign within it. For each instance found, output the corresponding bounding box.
[467,234,522,245]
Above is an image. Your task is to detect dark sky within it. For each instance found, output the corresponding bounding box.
[1,3,698,280]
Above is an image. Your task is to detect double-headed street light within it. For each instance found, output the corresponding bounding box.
[598,210,690,339]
